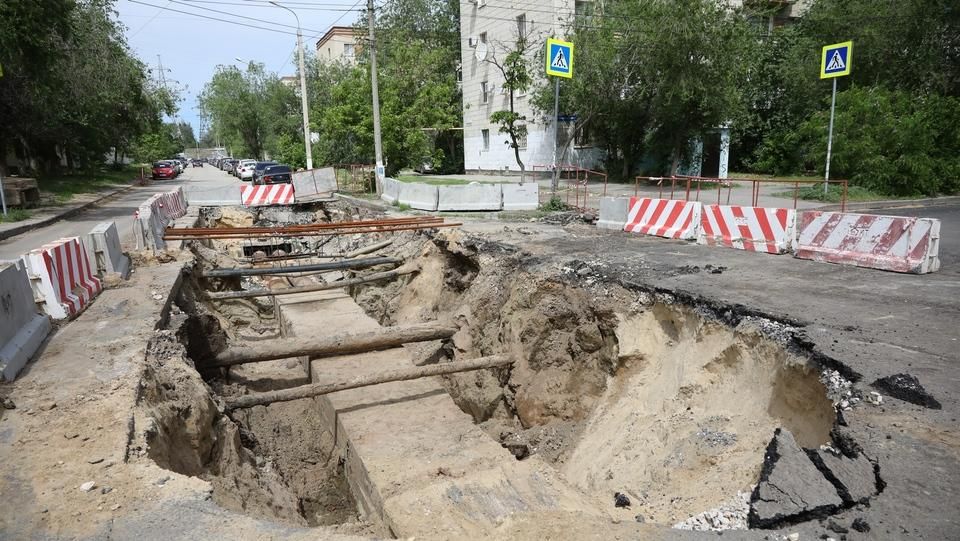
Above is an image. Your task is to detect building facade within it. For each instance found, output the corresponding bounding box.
[459,0,600,175]
[315,26,359,64]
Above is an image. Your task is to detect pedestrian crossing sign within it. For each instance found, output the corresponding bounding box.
[546,38,574,78]
[820,41,852,79]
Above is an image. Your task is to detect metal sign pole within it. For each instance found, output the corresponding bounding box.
[824,77,837,194]
[0,173,6,216]
[551,78,560,194]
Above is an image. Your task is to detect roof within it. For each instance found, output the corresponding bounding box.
[315,26,358,49]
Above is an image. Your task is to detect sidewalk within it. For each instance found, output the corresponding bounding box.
[0,182,138,242]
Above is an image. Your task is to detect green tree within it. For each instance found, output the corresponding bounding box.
[486,29,535,181]
[533,0,757,178]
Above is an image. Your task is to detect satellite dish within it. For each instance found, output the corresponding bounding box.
[475,42,489,61]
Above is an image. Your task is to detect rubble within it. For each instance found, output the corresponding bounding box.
[673,490,751,531]
[871,373,942,410]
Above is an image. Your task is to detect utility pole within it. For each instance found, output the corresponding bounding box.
[270,2,314,170]
[367,0,385,193]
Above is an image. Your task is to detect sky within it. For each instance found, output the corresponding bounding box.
[113,0,363,136]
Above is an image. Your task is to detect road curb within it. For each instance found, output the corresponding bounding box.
[0,182,141,243]
[819,195,960,212]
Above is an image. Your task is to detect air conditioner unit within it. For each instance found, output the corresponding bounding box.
[468,36,479,47]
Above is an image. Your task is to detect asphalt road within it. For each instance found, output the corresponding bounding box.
[0,165,237,261]
[871,203,959,272]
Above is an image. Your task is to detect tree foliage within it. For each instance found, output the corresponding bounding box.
[533,0,757,178]
[738,0,960,195]
[0,0,173,174]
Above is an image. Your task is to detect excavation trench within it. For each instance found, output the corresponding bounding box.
[130,206,880,535]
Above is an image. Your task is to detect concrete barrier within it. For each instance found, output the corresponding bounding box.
[398,182,439,211]
[501,183,539,211]
[624,197,702,240]
[795,211,941,274]
[0,261,52,381]
[597,197,630,230]
[381,177,402,205]
[20,237,102,320]
[437,183,503,211]
[241,184,295,206]
[184,185,242,206]
[133,194,168,251]
[292,167,337,202]
[83,222,130,279]
[698,205,797,254]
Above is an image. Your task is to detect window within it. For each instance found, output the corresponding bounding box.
[575,122,593,148]
[575,0,594,22]
[516,129,528,150]
[516,14,526,38]
[482,129,490,151]
[481,81,489,104]
[479,32,487,44]
[343,43,355,57]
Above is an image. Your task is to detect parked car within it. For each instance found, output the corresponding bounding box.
[236,159,257,181]
[166,158,183,174]
[257,164,292,185]
[224,159,240,174]
[192,159,203,167]
[152,161,177,180]
[251,161,278,183]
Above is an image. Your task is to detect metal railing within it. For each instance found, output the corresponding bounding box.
[634,175,848,212]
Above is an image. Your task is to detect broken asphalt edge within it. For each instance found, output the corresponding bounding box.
[0,181,141,242]
[819,195,960,212]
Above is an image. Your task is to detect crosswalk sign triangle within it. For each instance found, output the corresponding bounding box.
[551,49,568,70]
[827,50,845,71]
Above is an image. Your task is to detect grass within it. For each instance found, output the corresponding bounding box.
[37,165,142,203]
[0,208,32,223]
[396,175,472,186]
[772,184,901,203]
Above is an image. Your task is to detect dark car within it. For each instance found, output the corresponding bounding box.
[257,164,293,185]
[152,161,176,180]
[192,159,203,167]
[251,161,278,183]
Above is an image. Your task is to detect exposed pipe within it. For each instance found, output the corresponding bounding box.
[201,256,400,278]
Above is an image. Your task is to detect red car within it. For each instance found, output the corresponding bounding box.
[152,161,176,180]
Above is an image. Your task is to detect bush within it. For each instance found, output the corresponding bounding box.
[754,87,960,197]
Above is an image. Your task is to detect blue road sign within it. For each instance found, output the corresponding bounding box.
[546,38,574,78]
[821,41,852,79]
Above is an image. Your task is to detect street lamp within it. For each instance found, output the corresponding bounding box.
[269,1,314,170]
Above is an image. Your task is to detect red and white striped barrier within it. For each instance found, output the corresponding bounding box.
[20,237,102,320]
[795,211,941,274]
[158,186,187,219]
[241,184,295,207]
[623,197,701,240]
[698,205,796,254]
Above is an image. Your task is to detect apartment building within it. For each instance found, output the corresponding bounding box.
[460,0,601,175]
[315,26,359,64]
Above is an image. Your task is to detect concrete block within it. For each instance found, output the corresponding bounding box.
[292,167,337,202]
[398,182,439,211]
[597,197,630,230]
[84,222,130,279]
[501,183,539,211]
[0,261,52,380]
[381,177,402,205]
[183,185,242,207]
[437,183,503,211]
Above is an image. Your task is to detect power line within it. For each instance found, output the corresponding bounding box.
[168,0,333,33]
[179,0,365,11]
[129,0,172,38]
[127,0,301,34]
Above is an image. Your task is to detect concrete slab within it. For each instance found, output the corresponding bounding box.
[437,183,502,211]
[398,182,439,211]
[292,167,337,202]
[597,197,629,230]
[501,183,539,211]
[183,185,242,206]
[275,287,606,537]
[0,261,51,381]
